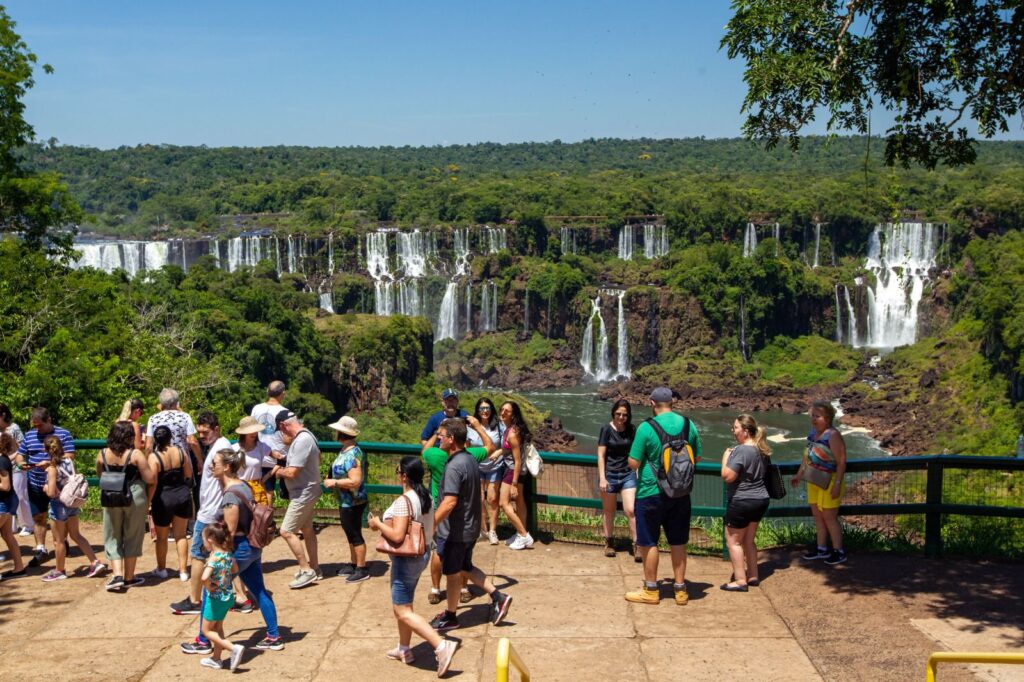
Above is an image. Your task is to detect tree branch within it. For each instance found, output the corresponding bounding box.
[831,0,862,70]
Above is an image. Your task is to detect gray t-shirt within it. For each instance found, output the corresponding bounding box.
[436,450,481,542]
[726,444,769,501]
[285,429,322,504]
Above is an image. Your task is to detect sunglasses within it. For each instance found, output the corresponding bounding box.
[395,467,404,475]
[479,406,493,412]
[614,411,629,417]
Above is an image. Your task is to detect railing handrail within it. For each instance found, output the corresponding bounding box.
[926,651,1024,681]
[496,637,530,682]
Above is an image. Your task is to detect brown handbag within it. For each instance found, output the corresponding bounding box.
[375,494,426,558]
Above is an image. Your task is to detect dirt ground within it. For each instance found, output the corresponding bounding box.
[0,522,1021,681]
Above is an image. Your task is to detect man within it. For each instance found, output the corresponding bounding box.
[250,380,289,500]
[429,418,512,632]
[146,388,203,519]
[271,409,322,589]
[626,387,702,606]
[17,407,75,566]
[174,412,232,654]
[420,388,468,450]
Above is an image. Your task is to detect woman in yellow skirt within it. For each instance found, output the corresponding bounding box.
[791,400,847,565]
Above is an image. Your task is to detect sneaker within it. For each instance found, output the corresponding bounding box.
[429,610,460,632]
[428,589,443,605]
[314,569,324,582]
[179,571,190,582]
[346,567,369,584]
[522,533,534,548]
[199,657,222,670]
[508,534,528,550]
[170,597,202,614]
[228,644,245,671]
[459,587,472,604]
[254,636,284,651]
[801,546,830,561]
[385,646,414,664]
[181,639,213,655]
[674,586,689,606]
[105,575,126,591]
[824,549,848,565]
[41,569,67,582]
[152,568,169,580]
[125,576,145,587]
[491,594,513,625]
[87,561,107,578]
[0,568,27,581]
[17,526,32,537]
[231,599,255,614]
[335,562,355,576]
[435,639,458,677]
[624,585,660,604]
[27,547,48,567]
[289,569,317,589]
[504,535,515,546]
[487,530,498,545]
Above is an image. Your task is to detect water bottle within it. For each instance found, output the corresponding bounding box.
[1017,434,1024,458]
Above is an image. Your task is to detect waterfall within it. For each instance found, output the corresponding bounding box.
[366,232,393,314]
[437,282,459,341]
[209,239,221,268]
[318,291,334,313]
[812,223,821,268]
[834,285,843,344]
[643,225,656,259]
[464,282,472,334]
[374,281,394,316]
[274,237,282,274]
[484,227,507,253]
[453,228,470,276]
[844,283,859,347]
[327,233,334,274]
[396,229,428,278]
[857,222,940,348]
[396,280,420,317]
[580,297,613,381]
[742,223,757,257]
[643,224,668,259]
[478,281,498,331]
[618,225,634,260]
[614,290,630,378]
[560,227,577,255]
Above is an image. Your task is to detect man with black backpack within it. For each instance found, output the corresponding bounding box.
[626,387,702,606]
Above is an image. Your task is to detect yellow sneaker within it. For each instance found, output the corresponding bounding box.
[624,586,660,604]
[674,586,689,606]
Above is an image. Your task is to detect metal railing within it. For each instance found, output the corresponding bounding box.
[496,638,531,682]
[926,651,1024,681]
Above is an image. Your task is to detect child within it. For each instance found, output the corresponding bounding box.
[40,435,105,582]
[199,522,245,671]
[0,433,27,579]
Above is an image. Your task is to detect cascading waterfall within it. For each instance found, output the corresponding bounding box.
[618,225,634,260]
[611,290,630,378]
[453,228,470,276]
[437,282,459,341]
[483,227,507,253]
[643,225,668,259]
[479,281,498,331]
[464,282,472,335]
[209,239,221,267]
[742,223,757,257]
[327,233,334,274]
[580,297,613,381]
[396,280,420,317]
[812,223,821,268]
[375,281,394,316]
[560,227,577,255]
[844,282,859,347]
[318,289,334,313]
[275,239,282,274]
[396,229,428,278]
[366,232,393,314]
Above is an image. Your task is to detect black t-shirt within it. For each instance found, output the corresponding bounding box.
[0,454,13,505]
[598,423,635,476]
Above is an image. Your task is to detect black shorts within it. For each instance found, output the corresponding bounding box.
[725,497,770,529]
[151,487,193,527]
[28,485,50,518]
[436,536,475,576]
[338,504,366,547]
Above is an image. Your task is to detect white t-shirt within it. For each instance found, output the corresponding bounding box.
[382,489,433,545]
[197,436,232,524]
[234,441,270,481]
[250,402,287,465]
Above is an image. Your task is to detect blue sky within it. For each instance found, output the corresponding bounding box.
[7,1,1021,149]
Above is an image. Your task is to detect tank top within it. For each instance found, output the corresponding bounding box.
[155,448,189,492]
[806,428,838,472]
[102,448,141,486]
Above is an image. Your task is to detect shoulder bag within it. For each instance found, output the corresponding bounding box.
[375,494,426,558]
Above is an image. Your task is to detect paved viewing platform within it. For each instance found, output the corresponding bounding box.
[0,523,1021,681]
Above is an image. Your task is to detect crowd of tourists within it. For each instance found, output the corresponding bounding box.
[0,383,848,675]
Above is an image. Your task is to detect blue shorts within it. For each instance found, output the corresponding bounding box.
[605,469,637,494]
[0,493,18,516]
[190,520,209,560]
[635,493,691,547]
[480,463,505,484]
[389,550,430,605]
[48,498,80,522]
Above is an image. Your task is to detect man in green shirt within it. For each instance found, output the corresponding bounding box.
[626,387,702,606]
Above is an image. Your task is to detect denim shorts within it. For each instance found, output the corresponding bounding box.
[389,550,430,605]
[0,493,17,516]
[190,520,209,560]
[635,493,691,547]
[480,463,506,484]
[604,469,637,494]
[48,497,80,522]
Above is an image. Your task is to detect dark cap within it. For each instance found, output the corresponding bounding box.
[274,409,297,426]
[649,387,674,403]
[441,388,459,400]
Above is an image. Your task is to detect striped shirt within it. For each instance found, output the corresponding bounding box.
[18,426,75,490]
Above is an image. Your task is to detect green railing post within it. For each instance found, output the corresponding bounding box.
[925,459,944,558]
[721,476,729,560]
[526,474,538,536]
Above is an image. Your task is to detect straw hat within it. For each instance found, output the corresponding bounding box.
[235,416,264,435]
[327,415,360,437]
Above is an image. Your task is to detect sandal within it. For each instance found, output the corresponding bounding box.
[747,578,760,587]
[604,539,616,558]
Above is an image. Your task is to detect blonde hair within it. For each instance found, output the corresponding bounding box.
[215,447,244,475]
[736,414,771,457]
[43,434,65,466]
[811,400,837,424]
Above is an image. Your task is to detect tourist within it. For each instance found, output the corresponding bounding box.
[792,400,847,565]
[474,398,505,545]
[324,415,369,583]
[597,399,639,560]
[97,420,155,591]
[212,447,283,652]
[420,388,467,449]
[233,416,272,506]
[368,455,458,675]
[196,521,246,671]
[40,435,104,582]
[18,407,76,567]
[149,424,194,581]
[0,432,27,578]
[625,387,702,606]
[117,397,146,450]
[429,418,514,633]
[720,414,771,591]
[497,401,534,550]
[271,409,322,588]
[146,389,203,520]
[250,380,289,504]
[0,403,31,537]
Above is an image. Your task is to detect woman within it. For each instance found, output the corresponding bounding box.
[498,401,534,550]
[211,447,283,652]
[367,455,457,676]
[474,398,505,545]
[0,432,27,578]
[0,403,31,537]
[148,424,194,581]
[40,435,105,582]
[97,420,155,591]
[791,400,847,565]
[117,398,146,450]
[233,417,272,506]
[324,416,369,583]
[597,399,638,560]
[720,414,771,591]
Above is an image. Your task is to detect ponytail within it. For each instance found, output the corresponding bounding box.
[399,455,431,512]
[754,426,771,458]
[737,414,771,457]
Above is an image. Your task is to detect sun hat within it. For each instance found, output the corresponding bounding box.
[235,416,264,435]
[327,415,360,437]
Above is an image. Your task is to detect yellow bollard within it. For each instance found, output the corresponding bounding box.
[496,637,530,682]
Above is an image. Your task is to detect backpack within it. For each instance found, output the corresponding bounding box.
[58,460,89,509]
[99,449,134,508]
[644,416,696,498]
[523,441,544,478]
[228,484,277,549]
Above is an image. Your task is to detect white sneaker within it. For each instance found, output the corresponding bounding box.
[179,571,189,582]
[523,533,534,548]
[487,530,498,545]
[152,568,169,579]
[17,527,32,537]
[504,535,516,546]
[229,644,245,671]
[508,534,528,551]
[199,657,222,670]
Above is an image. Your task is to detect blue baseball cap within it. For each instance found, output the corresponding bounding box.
[441,388,459,400]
